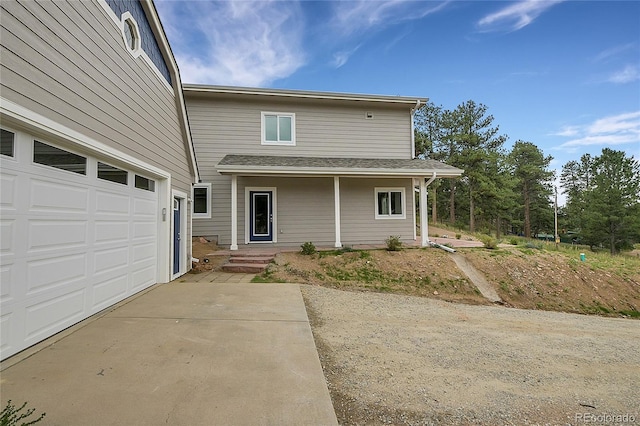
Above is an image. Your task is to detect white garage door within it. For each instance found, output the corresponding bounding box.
[1,129,159,360]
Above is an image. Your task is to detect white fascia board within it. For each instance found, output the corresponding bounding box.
[184,84,428,105]
[216,166,463,178]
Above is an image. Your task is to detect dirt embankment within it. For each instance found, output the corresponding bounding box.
[265,246,640,318]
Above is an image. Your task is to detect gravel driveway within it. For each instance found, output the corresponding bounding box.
[301,285,640,425]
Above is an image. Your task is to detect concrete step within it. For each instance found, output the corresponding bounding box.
[222,263,269,274]
[228,256,273,264]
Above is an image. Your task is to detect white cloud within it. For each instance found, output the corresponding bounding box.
[593,42,636,63]
[156,0,306,86]
[555,111,640,152]
[608,65,640,84]
[331,45,361,69]
[477,0,565,33]
[330,0,450,37]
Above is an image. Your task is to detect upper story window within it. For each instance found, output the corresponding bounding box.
[192,183,211,218]
[121,12,142,58]
[262,112,295,146]
[375,187,405,219]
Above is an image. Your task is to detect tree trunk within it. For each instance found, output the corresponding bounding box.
[469,192,475,233]
[523,182,531,238]
[610,222,616,255]
[496,216,501,239]
[449,180,456,225]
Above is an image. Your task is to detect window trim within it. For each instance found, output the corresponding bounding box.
[192,183,212,219]
[261,112,296,146]
[120,12,142,58]
[374,187,406,220]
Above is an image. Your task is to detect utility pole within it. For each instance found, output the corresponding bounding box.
[554,186,559,248]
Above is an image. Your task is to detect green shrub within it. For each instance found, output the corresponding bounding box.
[385,236,403,251]
[300,241,316,255]
[480,235,498,249]
[455,233,461,240]
[1,400,46,426]
[509,237,519,245]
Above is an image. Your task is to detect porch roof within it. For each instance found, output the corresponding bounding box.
[216,155,463,177]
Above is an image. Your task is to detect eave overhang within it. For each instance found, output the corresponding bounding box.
[216,155,464,178]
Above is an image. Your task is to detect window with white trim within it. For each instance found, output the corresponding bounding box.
[261,112,295,145]
[121,12,142,58]
[375,188,405,219]
[192,183,211,218]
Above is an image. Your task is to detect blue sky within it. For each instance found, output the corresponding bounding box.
[156,0,640,189]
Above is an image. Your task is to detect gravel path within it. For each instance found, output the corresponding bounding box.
[301,285,640,425]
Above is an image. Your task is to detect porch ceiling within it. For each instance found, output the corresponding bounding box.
[216,155,463,178]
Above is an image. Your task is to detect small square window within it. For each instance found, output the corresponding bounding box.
[375,188,405,219]
[33,140,86,175]
[193,183,211,218]
[135,175,155,192]
[1,129,15,157]
[262,112,295,145]
[98,162,128,185]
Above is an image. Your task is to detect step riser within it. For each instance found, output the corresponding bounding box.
[228,257,273,264]
[222,264,268,273]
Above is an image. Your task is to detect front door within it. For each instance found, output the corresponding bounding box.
[173,197,180,274]
[249,191,273,242]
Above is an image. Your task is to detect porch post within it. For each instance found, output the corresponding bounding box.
[420,177,429,247]
[230,174,238,250]
[334,176,342,248]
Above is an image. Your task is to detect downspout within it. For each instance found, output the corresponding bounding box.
[410,100,422,159]
[420,172,437,247]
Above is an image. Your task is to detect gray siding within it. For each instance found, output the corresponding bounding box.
[185,96,413,163]
[187,94,416,245]
[0,0,192,191]
[341,178,415,244]
[197,175,415,247]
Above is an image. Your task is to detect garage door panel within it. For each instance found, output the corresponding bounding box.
[94,247,129,274]
[95,220,130,244]
[26,253,87,295]
[1,173,17,209]
[132,265,155,291]
[1,220,15,254]
[1,265,14,303]
[25,288,85,341]
[28,220,88,252]
[132,242,155,263]
[96,190,130,215]
[134,197,156,215]
[133,221,156,239]
[0,313,13,354]
[29,178,89,213]
[92,275,128,310]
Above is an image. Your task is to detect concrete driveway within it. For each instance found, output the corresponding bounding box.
[0,276,338,425]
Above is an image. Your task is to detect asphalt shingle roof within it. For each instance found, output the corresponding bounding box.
[217,155,463,176]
